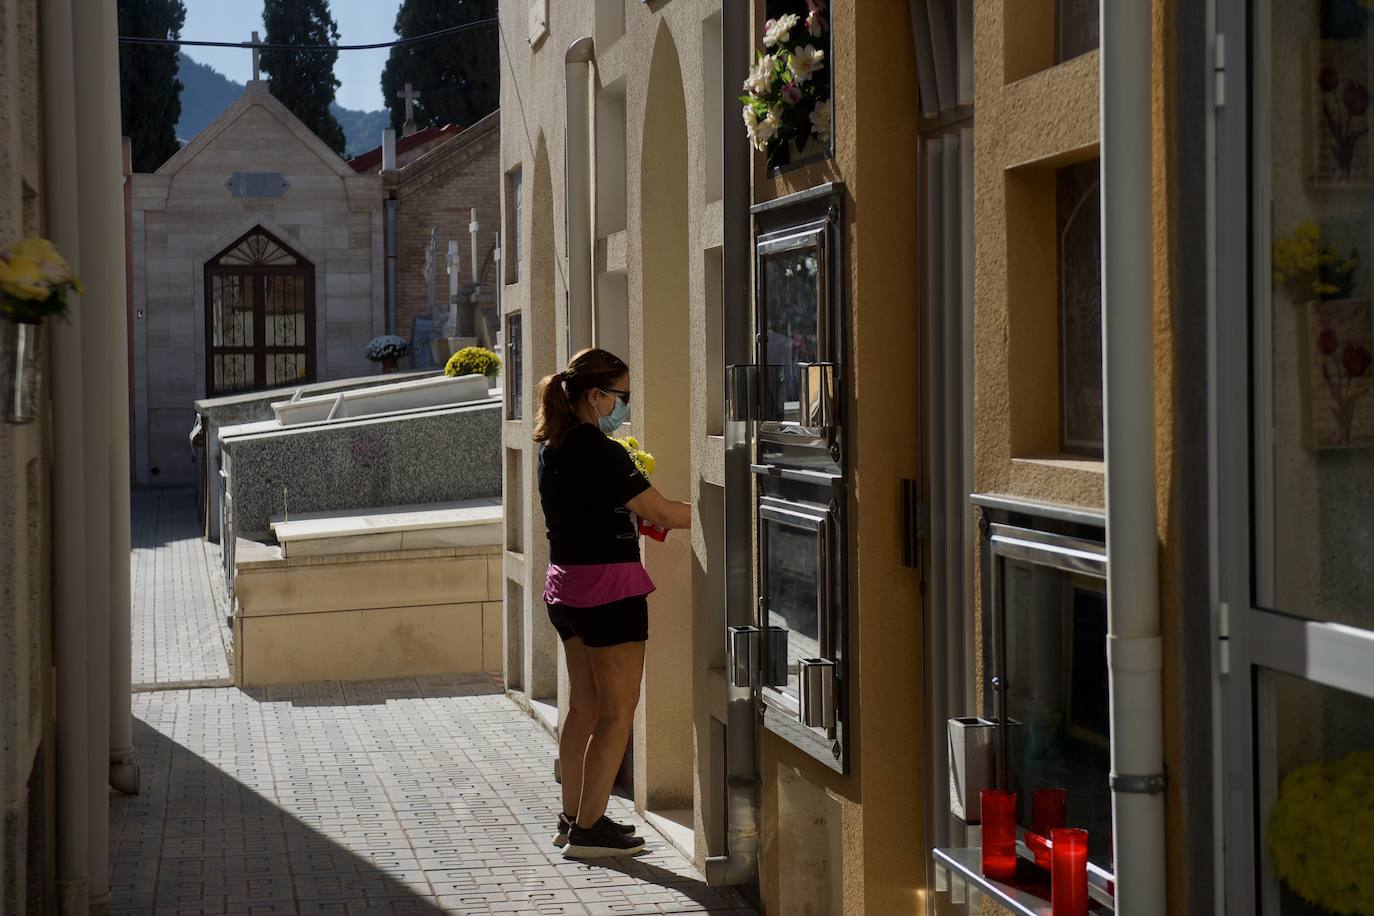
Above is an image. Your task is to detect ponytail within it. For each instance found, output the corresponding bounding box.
[533,348,629,447]
[534,371,579,446]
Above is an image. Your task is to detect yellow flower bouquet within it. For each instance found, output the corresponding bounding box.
[614,435,656,478]
[614,435,667,541]
[1272,220,1359,302]
[1268,749,1374,914]
[0,237,83,323]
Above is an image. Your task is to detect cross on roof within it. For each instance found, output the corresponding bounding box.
[396,82,421,129]
[250,31,261,82]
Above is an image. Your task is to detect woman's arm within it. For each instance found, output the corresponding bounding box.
[626,485,692,530]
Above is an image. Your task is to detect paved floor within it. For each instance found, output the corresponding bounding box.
[118,488,755,915]
[132,488,233,688]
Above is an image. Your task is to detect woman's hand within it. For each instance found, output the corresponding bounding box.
[627,485,691,530]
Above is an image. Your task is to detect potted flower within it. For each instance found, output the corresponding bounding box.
[1,237,82,424]
[1273,220,1374,446]
[1269,749,1374,914]
[364,334,408,373]
[444,345,502,383]
[614,435,668,541]
[740,2,832,171]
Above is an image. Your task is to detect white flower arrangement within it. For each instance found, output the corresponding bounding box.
[739,1,832,169]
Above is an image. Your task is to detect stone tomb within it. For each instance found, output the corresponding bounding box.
[232,499,503,686]
[219,397,500,551]
[195,369,439,541]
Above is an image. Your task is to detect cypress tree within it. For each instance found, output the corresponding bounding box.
[381,0,498,133]
[261,0,347,156]
[118,0,187,173]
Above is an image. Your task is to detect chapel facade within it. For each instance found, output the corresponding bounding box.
[128,80,385,485]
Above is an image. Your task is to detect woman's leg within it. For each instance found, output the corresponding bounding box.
[558,637,598,817]
[576,640,646,828]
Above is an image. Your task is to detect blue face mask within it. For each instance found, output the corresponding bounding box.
[598,392,630,434]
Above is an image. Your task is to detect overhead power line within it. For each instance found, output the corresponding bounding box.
[117,18,498,52]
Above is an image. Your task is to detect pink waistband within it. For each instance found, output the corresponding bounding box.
[543,562,656,608]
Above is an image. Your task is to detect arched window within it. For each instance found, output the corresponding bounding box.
[204,227,315,396]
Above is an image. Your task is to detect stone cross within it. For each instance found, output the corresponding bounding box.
[251,31,261,82]
[396,82,421,136]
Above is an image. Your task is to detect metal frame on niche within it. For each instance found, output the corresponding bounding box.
[745,182,850,773]
[751,183,844,460]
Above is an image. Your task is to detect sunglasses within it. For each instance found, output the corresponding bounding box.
[599,386,631,405]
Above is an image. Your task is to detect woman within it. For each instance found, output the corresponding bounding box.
[535,347,691,859]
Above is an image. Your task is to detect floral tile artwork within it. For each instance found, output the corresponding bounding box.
[1306,297,1374,448]
[1311,40,1374,187]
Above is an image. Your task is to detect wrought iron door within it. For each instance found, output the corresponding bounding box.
[204,227,315,396]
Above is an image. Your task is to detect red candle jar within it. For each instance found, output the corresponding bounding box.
[1026,829,1052,871]
[979,789,1017,881]
[1051,828,1089,916]
[1032,788,1068,835]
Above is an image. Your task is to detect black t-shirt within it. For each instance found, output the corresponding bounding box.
[538,423,652,565]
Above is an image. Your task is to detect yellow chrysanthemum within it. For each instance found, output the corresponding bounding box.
[12,237,58,263]
[0,256,52,301]
[613,436,655,478]
[1269,750,1374,914]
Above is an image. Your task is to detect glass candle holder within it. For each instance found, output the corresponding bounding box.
[1033,787,1068,835]
[1051,828,1089,916]
[1026,829,1052,871]
[979,789,1017,881]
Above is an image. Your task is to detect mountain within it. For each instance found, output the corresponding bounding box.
[175,53,387,159]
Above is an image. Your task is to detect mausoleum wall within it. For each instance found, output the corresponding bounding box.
[129,83,386,485]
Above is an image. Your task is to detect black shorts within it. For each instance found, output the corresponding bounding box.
[546,595,649,648]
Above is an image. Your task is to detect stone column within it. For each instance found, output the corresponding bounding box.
[107,30,138,804]
[40,0,90,910]
[72,0,130,904]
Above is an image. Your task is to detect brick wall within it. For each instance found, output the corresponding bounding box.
[394,117,502,340]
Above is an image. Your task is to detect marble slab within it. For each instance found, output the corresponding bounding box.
[222,399,500,545]
[270,498,502,558]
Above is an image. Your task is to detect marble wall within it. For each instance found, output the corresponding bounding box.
[221,399,502,544]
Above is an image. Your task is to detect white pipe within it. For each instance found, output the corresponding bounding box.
[382,127,397,172]
[40,0,90,910]
[1101,2,1167,913]
[564,37,595,358]
[469,208,480,285]
[73,0,119,903]
[104,0,138,800]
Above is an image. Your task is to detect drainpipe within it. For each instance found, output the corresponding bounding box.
[41,0,91,909]
[383,128,398,336]
[1101,2,1167,913]
[564,38,595,358]
[706,0,760,886]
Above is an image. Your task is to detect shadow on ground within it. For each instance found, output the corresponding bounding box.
[110,675,755,915]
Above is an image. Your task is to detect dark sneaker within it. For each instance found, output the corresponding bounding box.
[554,812,636,848]
[562,817,646,859]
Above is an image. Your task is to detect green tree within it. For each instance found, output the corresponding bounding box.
[118,0,187,173]
[261,0,347,156]
[381,0,498,133]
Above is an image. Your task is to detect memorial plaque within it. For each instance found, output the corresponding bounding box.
[225,172,290,198]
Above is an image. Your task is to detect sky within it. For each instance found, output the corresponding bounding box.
[179,0,402,112]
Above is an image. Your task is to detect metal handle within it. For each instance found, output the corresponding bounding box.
[799,362,836,429]
[727,625,760,688]
[765,625,789,688]
[797,658,836,729]
[749,463,842,486]
[725,364,757,422]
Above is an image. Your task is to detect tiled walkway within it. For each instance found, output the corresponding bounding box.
[132,488,233,687]
[118,489,755,915]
